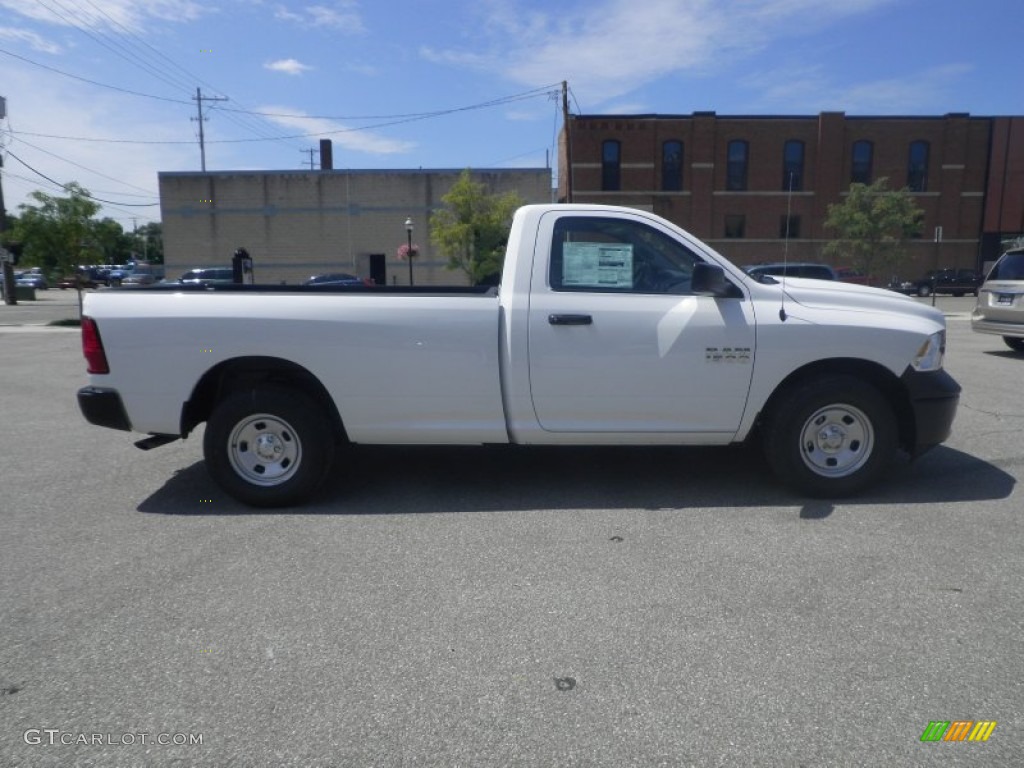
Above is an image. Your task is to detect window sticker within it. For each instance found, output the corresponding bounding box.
[562,242,634,289]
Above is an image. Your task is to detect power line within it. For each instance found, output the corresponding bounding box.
[8,134,159,197]
[0,47,559,121]
[9,89,562,145]
[4,150,159,207]
[0,47,193,105]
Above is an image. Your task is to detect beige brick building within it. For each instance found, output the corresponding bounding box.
[159,168,552,285]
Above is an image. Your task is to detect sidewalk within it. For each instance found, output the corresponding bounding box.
[0,287,86,326]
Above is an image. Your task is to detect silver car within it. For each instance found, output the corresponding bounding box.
[972,247,1024,352]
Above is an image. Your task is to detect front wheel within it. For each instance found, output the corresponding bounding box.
[204,386,335,507]
[917,285,931,297]
[1003,336,1024,353]
[762,375,897,497]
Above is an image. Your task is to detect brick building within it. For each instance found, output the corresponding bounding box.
[159,168,552,286]
[558,112,1024,278]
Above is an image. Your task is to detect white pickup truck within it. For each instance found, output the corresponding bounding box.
[78,204,960,507]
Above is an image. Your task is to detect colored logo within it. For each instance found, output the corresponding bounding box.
[920,720,996,742]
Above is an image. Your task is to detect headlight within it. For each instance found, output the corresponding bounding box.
[912,330,945,371]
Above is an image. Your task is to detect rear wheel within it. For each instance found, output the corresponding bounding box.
[762,375,897,497]
[917,284,931,297]
[1003,336,1024,353]
[204,386,334,507]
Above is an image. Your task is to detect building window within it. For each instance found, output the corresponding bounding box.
[602,140,621,191]
[724,214,746,238]
[851,140,873,184]
[726,140,748,191]
[662,140,683,191]
[780,215,801,239]
[782,140,804,191]
[907,140,929,192]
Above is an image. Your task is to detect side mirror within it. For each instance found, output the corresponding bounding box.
[691,263,731,297]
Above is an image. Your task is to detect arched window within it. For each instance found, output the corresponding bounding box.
[727,140,748,191]
[782,140,804,191]
[907,140,930,192]
[851,140,873,184]
[602,140,621,191]
[662,140,683,191]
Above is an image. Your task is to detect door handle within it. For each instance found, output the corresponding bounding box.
[548,314,593,326]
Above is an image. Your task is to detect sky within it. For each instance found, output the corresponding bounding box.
[0,0,1021,230]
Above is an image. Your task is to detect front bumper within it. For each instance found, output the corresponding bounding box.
[900,368,960,457]
[77,386,132,431]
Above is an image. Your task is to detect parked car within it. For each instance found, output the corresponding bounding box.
[177,268,236,285]
[835,267,872,286]
[16,272,48,290]
[891,269,982,297]
[107,265,132,286]
[745,263,836,281]
[304,273,373,287]
[122,272,157,286]
[58,267,104,290]
[971,247,1024,352]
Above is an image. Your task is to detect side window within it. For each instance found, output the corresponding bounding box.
[602,140,621,191]
[907,140,929,192]
[662,140,683,191]
[727,140,749,191]
[851,140,873,184]
[550,216,703,295]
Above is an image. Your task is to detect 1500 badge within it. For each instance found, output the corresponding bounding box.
[705,347,752,363]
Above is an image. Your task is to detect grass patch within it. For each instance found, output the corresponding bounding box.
[48,318,82,327]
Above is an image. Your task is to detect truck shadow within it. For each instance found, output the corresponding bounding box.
[137,443,1014,517]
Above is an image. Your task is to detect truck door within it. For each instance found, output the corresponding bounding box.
[527,211,756,435]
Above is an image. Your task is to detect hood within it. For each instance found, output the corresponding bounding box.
[761,277,945,324]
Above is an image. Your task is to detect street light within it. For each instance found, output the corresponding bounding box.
[405,217,414,286]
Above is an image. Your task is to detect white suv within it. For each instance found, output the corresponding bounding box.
[972,247,1024,352]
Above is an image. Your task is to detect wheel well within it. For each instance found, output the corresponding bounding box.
[181,356,348,444]
[758,359,915,453]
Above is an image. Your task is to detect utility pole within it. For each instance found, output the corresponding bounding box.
[301,148,319,170]
[0,95,16,305]
[192,87,228,172]
[562,80,573,203]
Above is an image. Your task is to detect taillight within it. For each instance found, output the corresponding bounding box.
[82,316,110,374]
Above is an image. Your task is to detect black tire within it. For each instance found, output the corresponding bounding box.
[762,375,897,497]
[1003,336,1024,353]
[204,386,335,507]
[917,285,931,297]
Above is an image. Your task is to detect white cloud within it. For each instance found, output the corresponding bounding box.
[274,1,365,32]
[258,106,415,156]
[0,0,206,32]
[742,63,973,113]
[264,58,313,75]
[0,26,62,53]
[426,0,898,106]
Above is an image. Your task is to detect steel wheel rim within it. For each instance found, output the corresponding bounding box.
[798,403,874,478]
[227,413,302,486]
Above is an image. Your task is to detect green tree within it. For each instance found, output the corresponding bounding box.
[430,169,524,285]
[91,217,134,263]
[133,222,164,264]
[12,183,101,276]
[823,178,924,279]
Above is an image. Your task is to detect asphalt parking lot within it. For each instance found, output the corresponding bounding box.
[1,290,1021,766]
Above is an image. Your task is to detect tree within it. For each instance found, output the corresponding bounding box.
[133,222,164,264]
[91,217,134,263]
[823,178,924,280]
[12,183,101,276]
[430,169,525,285]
